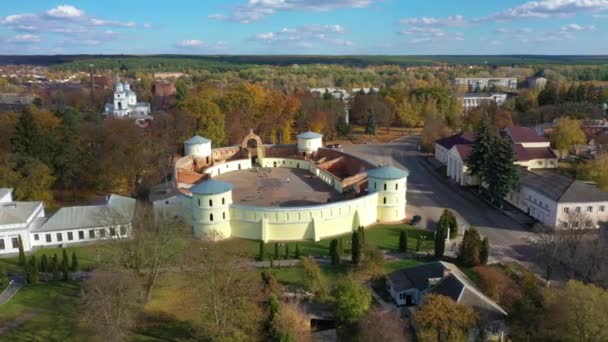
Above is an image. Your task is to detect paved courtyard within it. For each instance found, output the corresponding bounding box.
[214,167,344,207]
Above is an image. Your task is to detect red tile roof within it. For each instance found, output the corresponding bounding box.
[513,144,557,161]
[436,132,475,149]
[454,144,473,161]
[504,125,548,143]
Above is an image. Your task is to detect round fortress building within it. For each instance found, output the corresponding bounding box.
[161,130,409,242]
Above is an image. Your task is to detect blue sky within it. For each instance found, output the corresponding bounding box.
[0,0,607,55]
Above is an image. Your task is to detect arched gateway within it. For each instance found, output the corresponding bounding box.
[241,129,263,164]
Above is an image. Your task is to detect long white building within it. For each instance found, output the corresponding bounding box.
[506,170,608,228]
[0,189,135,255]
[454,77,517,91]
[457,93,508,111]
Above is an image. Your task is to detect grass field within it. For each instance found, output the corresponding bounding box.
[0,281,89,341]
[0,242,117,273]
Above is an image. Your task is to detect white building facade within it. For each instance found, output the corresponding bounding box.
[0,189,135,255]
[454,77,517,91]
[458,93,508,111]
[104,77,151,117]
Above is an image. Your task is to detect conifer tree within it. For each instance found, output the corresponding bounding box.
[28,256,39,284]
[284,244,289,259]
[259,241,266,261]
[295,243,300,259]
[61,249,69,281]
[358,226,366,245]
[330,239,340,265]
[351,231,361,265]
[434,222,447,258]
[415,236,422,252]
[71,252,79,272]
[51,254,59,280]
[40,254,48,273]
[365,110,377,135]
[274,243,279,260]
[480,237,490,265]
[398,230,408,253]
[467,115,495,181]
[338,237,344,256]
[458,228,483,267]
[17,235,26,266]
[486,137,520,205]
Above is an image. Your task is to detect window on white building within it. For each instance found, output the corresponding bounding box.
[564,207,570,214]
[34,234,39,241]
[383,197,387,204]
[89,230,95,239]
[210,214,214,221]
[46,234,51,243]
[0,239,4,250]
[600,206,606,212]
[587,206,593,213]
[110,228,116,236]
[56,233,63,242]
[395,183,398,190]
[222,212,226,219]
[11,237,19,249]
[67,232,73,241]
[575,207,581,213]
[384,184,387,191]
[78,231,84,240]
[120,227,126,236]
[209,199,213,207]
[222,198,225,205]
[100,229,106,238]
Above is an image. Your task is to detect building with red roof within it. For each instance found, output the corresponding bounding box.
[434,126,557,186]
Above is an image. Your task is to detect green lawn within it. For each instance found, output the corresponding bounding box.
[248,223,434,260]
[0,242,118,274]
[0,281,89,341]
[266,257,426,290]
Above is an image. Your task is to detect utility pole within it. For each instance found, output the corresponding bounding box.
[89,64,95,106]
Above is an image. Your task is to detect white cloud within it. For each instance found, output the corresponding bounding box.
[252,24,353,48]
[143,23,153,29]
[592,13,608,18]
[90,18,136,27]
[560,23,596,32]
[399,15,467,27]
[483,0,608,21]
[0,4,145,50]
[10,34,40,43]
[176,39,204,48]
[45,5,85,19]
[175,39,228,51]
[210,0,374,23]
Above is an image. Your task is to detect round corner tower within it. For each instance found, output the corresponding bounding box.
[297,131,323,157]
[184,135,212,160]
[367,166,409,222]
[190,179,233,240]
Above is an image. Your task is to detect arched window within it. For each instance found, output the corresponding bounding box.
[222,212,226,219]
[374,182,377,189]
[384,184,387,191]
[383,197,387,204]
[210,213,214,221]
[197,199,201,206]
[222,198,225,205]
[209,199,213,207]
[395,183,398,190]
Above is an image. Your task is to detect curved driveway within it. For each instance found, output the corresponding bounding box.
[343,134,538,269]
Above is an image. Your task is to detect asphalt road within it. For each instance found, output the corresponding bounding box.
[344,134,538,268]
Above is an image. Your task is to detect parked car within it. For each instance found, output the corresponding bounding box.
[409,215,421,225]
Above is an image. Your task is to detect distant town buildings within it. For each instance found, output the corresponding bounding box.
[309,87,379,124]
[457,93,508,110]
[453,77,517,92]
[0,188,135,255]
[104,76,151,117]
[0,93,35,109]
